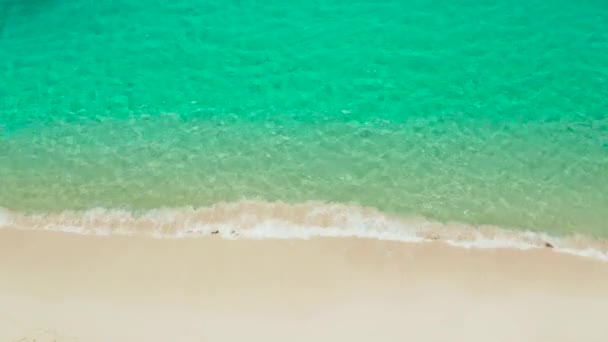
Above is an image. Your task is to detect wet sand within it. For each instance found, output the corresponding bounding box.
[1,229,607,341]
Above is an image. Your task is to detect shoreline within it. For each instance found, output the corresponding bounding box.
[2,201,608,262]
[1,229,608,341]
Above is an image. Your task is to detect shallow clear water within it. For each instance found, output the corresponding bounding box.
[1,0,607,236]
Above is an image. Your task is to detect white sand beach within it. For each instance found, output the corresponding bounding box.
[1,229,607,341]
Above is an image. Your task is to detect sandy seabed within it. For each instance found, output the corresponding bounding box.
[1,229,607,342]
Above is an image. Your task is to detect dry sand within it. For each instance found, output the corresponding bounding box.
[0,229,607,341]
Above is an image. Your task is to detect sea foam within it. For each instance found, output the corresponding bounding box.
[1,200,607,261]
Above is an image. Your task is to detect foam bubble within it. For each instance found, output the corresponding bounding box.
[0,208,13,228]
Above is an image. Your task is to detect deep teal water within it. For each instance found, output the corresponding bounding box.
[1,0,607,236]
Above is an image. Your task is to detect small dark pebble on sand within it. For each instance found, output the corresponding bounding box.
[544,242,554,248]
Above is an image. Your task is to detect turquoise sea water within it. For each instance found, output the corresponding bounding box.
[1,0,607,237]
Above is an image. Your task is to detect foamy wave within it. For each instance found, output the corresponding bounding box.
[1,201,607,261]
